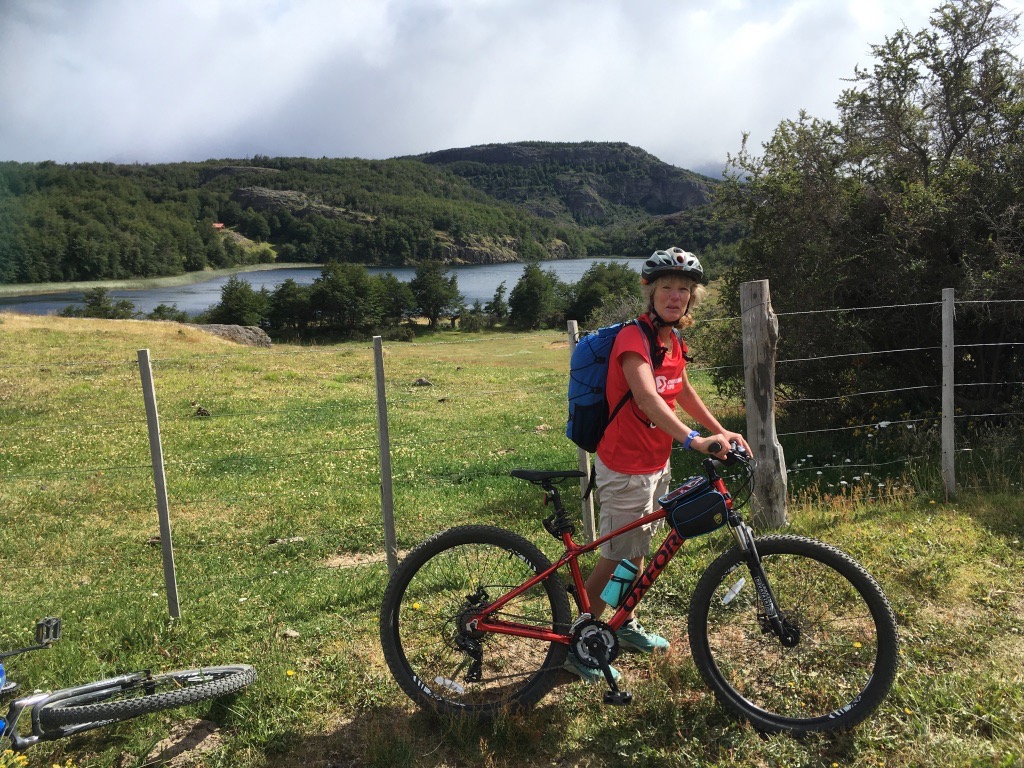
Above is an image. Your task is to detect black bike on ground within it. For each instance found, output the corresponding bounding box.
[0,617,255,752]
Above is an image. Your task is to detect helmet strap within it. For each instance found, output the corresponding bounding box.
[647,305,668,328]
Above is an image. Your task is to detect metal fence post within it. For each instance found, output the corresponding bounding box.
[566,320,596,543]
[941,288,956,500]
[137,349,181,619]
[373,336,399,574]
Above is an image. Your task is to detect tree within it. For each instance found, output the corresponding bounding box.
[310,262,383,334]
[564,261,640,325]
[484,280,509,326]
[508,263,562,329]
[460,299,488,332]
[60,287,138,319]
[147,303,190,322]
[267,278,313,331]
[375,272,416,327]
[207,275,270,327]
[713,0,1024,421]
[409,261,461,329]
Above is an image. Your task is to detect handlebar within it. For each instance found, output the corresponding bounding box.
[706,440,751,468]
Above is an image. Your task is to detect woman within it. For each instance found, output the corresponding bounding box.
[565,247,751,682]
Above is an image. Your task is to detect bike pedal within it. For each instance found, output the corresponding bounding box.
[36,617,61,645]
[603,689,633,705]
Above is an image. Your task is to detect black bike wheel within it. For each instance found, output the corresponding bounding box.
[380,525,571,718]
[36,665,256,729]
[689,535,899,735]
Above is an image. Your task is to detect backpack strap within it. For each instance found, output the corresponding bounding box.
[602,319,657,438]
[583,463,597,500]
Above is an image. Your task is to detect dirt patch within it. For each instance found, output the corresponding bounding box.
[137,719,223,767]
[324,550,408,569]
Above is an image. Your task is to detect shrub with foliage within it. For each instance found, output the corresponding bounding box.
[712,0,1024,423]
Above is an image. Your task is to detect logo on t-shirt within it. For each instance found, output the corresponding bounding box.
[655,375,683,394]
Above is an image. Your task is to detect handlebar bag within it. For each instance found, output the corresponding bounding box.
[660,475,728,538]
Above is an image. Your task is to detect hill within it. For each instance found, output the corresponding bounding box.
[412,141,715,222]
[0,142,739,286]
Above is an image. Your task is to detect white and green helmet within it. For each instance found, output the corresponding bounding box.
[642,247,704,284]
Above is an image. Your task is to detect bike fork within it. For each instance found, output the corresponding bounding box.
[733,525,800,647]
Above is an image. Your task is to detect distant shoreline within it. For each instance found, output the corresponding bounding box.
[0,263,323,298]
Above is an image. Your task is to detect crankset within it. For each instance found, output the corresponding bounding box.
[570,618,632,705]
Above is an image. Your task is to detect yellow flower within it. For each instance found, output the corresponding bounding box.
[286,669,296,676]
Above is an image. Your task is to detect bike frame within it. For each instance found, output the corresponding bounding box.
[2,674,146,751]
[472,471,736,643]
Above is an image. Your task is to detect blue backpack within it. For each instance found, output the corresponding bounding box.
[566,320,658,453]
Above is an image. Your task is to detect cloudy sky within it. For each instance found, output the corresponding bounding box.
[2,0,1022,177]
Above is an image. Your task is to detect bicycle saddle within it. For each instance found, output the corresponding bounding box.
[510,469,586,484]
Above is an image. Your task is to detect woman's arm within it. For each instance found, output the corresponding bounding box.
[621,351,730,456]
[676,368,752,455]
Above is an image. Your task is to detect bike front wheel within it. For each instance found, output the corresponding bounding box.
[689,535,899,735]
[380,525,571,718]
[36,665,256,729]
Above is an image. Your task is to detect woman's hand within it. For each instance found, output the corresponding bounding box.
[722,430,752,457]
[692,432,751,459]
[692,434,730,458]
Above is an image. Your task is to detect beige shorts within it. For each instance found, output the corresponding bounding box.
[594,455,672,560]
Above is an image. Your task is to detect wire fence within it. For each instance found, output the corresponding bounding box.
[0,291,1021,616]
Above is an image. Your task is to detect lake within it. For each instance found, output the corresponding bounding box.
[0,258,644,317]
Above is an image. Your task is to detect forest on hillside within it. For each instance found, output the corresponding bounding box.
[2,0,1020,428]
[0,143,738,286]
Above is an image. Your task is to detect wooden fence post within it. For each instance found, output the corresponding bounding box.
[137,349,181,619]
[740,281,788,528]
[941,288,956,500]
[373,336,399,574]
[567,320,596,543]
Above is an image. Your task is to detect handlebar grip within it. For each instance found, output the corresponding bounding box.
[708,441,723,454]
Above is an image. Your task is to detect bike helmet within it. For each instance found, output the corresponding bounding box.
[641,247,704,284]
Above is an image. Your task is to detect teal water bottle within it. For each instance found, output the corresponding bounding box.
[600,559,639,607]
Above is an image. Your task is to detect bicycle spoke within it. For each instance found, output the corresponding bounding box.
[691,535,898,733]
[381,526,570,715]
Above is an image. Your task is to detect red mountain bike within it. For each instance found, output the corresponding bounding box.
[380,444,899,735]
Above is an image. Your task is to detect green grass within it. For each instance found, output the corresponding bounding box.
[0,262,317,298]
[0,313,1022,767]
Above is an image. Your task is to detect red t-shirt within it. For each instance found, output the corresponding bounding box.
[596,319,687,474]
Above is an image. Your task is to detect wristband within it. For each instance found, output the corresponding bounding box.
[683,430,700,451]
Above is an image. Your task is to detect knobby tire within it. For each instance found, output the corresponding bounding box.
[380,525,571,718]
[688,535,899,734]
[36,665,257,729]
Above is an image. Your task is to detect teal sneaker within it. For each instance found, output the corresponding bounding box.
[616,619,670,653]
[562,652,621,685]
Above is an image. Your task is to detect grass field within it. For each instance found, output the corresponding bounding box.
[0,312,1022,768]
[0,263,315,298]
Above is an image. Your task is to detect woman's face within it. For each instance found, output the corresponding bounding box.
[651,276,694,322]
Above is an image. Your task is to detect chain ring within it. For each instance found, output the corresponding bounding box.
[570,618,620,668]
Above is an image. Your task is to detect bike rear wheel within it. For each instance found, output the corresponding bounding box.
[689,535,898,735]
[36,665,256,729]
[380,525,571,718]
